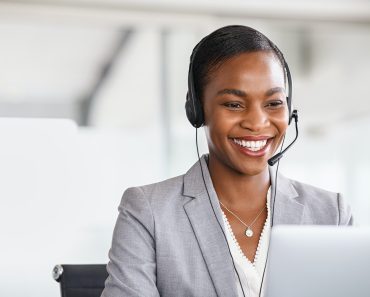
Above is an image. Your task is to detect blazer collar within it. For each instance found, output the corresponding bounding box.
[183,155,239,297]
[268,165,305,225]
[182,155,305,296]
[183,155,212,198]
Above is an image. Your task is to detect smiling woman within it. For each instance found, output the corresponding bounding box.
[101,25,353,297]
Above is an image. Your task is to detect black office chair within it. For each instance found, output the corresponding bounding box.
[52,264,108,297]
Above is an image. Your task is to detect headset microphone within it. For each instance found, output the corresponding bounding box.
[268,110,299,166]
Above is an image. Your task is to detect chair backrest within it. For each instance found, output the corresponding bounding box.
[52,264,108,297]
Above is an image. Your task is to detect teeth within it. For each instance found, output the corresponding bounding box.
[233,139,268,151]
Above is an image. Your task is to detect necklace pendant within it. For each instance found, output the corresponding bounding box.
[245,227,253,237]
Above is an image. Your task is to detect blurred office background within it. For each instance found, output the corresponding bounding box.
[0,0,369,296]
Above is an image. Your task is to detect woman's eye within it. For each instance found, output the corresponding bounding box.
[266,100,284,108]
[223,102,243,109]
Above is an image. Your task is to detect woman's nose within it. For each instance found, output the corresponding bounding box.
[240,106,269,132]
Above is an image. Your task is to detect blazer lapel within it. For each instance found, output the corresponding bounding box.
[181,157,305,297]
[269,166,305,225]
[183,156,239,297]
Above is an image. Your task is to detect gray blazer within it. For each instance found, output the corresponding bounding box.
[101,155,353,297]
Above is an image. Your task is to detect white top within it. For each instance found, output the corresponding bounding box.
[221,188,271,297]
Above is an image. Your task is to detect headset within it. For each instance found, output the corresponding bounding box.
[185,28,299,297]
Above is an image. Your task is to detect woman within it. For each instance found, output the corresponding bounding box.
[101,25,353,297]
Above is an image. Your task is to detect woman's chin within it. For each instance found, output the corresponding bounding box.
[229,158,270,177]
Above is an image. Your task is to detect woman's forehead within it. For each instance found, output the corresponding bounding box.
[206,52,285,91]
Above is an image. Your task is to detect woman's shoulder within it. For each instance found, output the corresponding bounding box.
[120,174,186,207]
[283,175,340,207]
[282,175,353,225]
[288,177,338,200]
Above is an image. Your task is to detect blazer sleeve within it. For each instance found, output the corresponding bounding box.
[101,187,160,297]
[338,193,354,226]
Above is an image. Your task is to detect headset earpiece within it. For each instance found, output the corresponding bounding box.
[185,92,204,128]
[291,109,298,122]
[185,42,205,128]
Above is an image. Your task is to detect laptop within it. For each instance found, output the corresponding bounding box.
[264,225,370,297]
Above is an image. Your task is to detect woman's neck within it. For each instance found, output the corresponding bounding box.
[207,154,270,210]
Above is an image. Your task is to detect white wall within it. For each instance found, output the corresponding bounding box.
[0,118,166,296]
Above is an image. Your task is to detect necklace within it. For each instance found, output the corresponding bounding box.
[219,200,266,238]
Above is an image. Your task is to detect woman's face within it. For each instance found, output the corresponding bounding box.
[203,51,289,176]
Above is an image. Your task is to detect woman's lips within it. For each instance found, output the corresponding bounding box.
[230,137,273,157]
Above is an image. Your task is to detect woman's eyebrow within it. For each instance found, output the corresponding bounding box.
[217,88,247,98]
[265,87,285,96]
[217,87,285,98]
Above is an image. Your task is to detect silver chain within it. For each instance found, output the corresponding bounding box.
[219,200,266,229]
